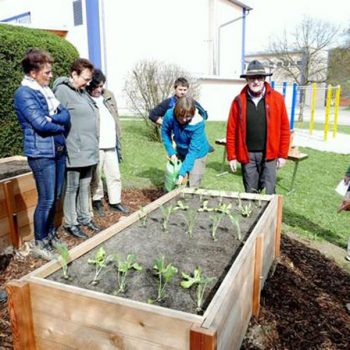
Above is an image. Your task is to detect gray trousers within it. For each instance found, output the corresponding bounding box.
[188,155,207,188]
[63,166,93,227]
[241,152,277,195]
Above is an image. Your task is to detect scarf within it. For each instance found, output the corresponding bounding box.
[21,76,60,116]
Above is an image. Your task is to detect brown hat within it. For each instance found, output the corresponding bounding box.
[240,60,272,78]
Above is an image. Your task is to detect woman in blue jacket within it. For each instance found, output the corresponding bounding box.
[14,49,70,260]
[161,96,210,187]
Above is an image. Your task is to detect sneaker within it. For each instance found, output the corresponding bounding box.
[83,221,101,233]
[92,200,105,217]
[345,255,350,262]
[64,225,88,239]
[31,239,57,261]
[48,228,62,248]
[109,203,129,213]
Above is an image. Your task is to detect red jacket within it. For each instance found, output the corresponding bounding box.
[226,83,290,164]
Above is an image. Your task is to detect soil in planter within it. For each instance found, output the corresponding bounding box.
[0,161,30,181]
[48,193,268,315]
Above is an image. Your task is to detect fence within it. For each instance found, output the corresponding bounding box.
[272,82,342,140]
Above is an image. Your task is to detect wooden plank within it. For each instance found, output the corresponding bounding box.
[0,155,27,164]
[29,280,200,349]
[190,324,217,350]
[3,181,20,248]
[274,195,283,258]
[252,236,263,317]
[14,189,37,212]
[6,280,36,350]
[12,173,36,194]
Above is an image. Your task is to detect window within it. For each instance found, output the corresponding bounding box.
[73,0,83,26]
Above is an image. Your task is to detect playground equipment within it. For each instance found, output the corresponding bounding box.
[272,82,342,140]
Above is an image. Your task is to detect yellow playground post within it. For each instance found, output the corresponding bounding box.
[324,84,333,141]
[333,85,341,138]
[309,83,317,134]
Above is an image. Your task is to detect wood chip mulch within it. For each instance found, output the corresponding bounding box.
[1,188,350,349]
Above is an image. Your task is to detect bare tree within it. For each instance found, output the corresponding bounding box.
[268,16,340,121]
[124,60,200,141]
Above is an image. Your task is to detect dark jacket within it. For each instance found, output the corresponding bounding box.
[149,95,208,123]
[226,82,290,164]
[14,86,70,158]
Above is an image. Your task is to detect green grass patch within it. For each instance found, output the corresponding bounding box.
[120,119,349,249]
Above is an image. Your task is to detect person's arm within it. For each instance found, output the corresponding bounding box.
[15,89,64,134]
[161,110,176,157]
[278,96,291,159]
[344,165,350,184]
[50,105,70,127]
[195,101,208,120]
[226,98,239,161]
[149,99,170,124]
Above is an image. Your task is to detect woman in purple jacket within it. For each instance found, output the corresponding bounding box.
[14,49,70,260]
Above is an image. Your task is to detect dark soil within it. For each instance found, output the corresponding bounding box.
[1,188,350,349]
[48,194,266,314]
[0,161,30,181]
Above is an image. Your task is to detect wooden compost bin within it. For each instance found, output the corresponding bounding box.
[0,156,63,250]
[7,188,283,350]
[0,156,35,249]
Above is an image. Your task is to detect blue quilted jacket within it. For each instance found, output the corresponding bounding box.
[14,86,70,158]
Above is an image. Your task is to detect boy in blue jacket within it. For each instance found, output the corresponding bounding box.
[149,77,207,125]
[161,96,210,187]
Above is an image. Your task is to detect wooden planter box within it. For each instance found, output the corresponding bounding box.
[0,156,63,250]
[7,188,283,350]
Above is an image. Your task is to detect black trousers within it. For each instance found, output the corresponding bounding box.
[241,152,277,195]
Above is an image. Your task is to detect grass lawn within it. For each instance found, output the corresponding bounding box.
[120,119,350,249]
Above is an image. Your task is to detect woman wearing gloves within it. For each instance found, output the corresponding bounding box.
[14,49,70,260]
[161,96,210,187]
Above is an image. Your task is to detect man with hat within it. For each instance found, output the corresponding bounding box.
[226,60,290,194]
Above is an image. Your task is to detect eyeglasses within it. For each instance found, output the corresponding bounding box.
[247,76,265,82]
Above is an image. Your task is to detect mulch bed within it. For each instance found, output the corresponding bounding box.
[1,188,350,349]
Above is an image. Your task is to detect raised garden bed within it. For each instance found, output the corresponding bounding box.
[0,156,34,250]
[7,188,283,349]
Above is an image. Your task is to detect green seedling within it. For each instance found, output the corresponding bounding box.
[152,256,178,302]
[182,209,198,238]
[237,193,253,218]
[55,243,71,280]
[210,212,225,241]
[160,205,176,231]
[88,247,113,285]
[229,213,242,241]
[138,206,148,227]
[115,254,142,294]
[215,202,232,215]
[197,200,214,212]
[180,267,215,313]
[174,200,189,211]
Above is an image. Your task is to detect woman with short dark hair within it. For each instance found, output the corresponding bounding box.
[14,48,70,260]
[161,96,210,187]
[53,58,100,239]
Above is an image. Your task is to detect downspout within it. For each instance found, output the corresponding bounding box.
[241,7,247,75]
[85,0,102,68]
[217,8,250,76]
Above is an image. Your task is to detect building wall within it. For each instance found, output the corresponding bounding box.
[0,0,250,120]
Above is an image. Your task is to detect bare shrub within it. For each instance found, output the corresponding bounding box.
[124,60,200,141]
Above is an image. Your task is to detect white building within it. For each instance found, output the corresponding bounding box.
[0,0,253,120]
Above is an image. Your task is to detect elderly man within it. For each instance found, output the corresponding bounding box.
[226,60,290,194]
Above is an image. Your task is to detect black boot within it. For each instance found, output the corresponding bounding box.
[92,200,105,217]
[109,203,129,213]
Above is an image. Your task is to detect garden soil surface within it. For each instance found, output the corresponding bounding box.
[1,188,350,349]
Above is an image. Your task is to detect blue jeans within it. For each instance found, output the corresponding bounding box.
[28,153,66,241]
[63,166,93,227]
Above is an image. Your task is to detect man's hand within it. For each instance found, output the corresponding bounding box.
[156,117,163,125]
[176,175,184,186]
[229,160,237,173]
[277,158,287,169]
[338,198,350,212]
[344,176,350,185]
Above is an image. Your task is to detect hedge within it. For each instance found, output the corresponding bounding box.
[0,24,79,157]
